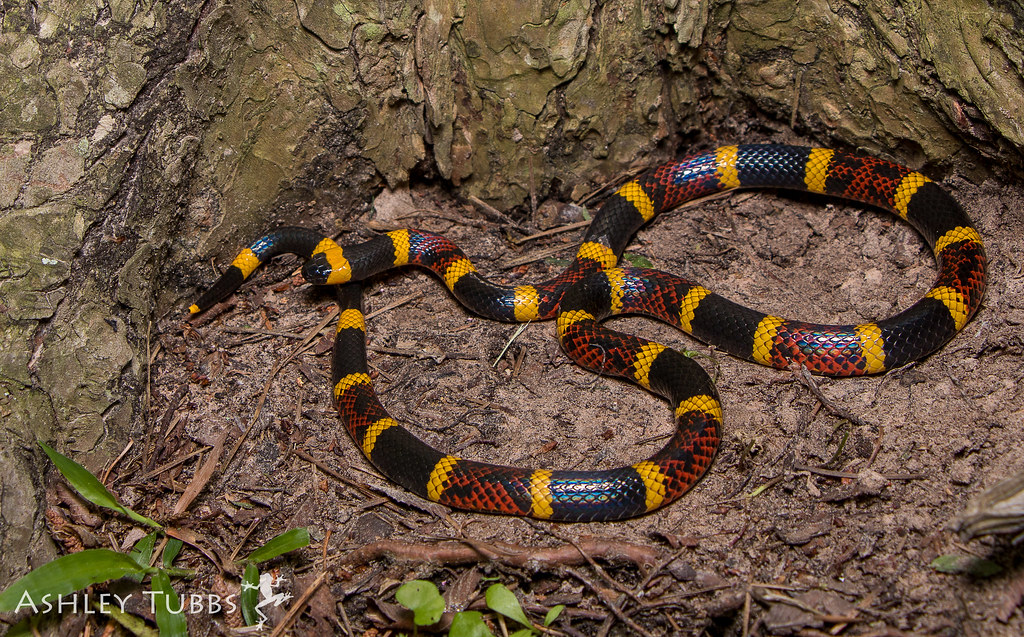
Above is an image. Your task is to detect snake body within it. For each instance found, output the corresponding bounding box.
[191,144,986,522]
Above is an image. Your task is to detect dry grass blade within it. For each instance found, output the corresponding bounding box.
[166,527,226,572]
[511,219,591,245]
[172,432,227,515]
[500,244,575,269]
[468,195,527,232]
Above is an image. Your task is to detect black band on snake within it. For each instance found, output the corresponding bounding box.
[190,144,987,522]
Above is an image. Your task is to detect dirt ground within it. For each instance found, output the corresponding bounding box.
[46,138,1024,635]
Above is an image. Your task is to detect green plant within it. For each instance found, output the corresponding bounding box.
[394,579,564,636]
[930,554,1002,577]
[0,442,308,636]
[237,527,311,627]
[620,252,654,268]
[0,443,194,635]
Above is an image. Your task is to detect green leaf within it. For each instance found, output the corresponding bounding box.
[448,611,494,637]
[930,554,1003,577]
[129,533,157,568]
[544,604,565,626]
[395,580,445,626]
[39,442,161,529]
[163,538,183,569]
[244,528,310,565]
[621,252,654,268]
[485,583,531,628]
[240,562,260,626]
[98,598,160,637]
[509,630,534,637]
[151,570,188,637]
[128,533,158,582]
[0,549,152,612]
[2,618,35,637]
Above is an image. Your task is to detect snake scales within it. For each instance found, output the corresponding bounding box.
[191,144,986,522]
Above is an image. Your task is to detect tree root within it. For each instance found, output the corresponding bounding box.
[337,537,664,569]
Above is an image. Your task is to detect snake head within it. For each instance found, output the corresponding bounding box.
[302,252,334,285]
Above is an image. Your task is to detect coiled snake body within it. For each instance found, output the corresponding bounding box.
[191,144,986,522]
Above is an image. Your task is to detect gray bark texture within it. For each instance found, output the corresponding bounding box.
[1,0,1022,609]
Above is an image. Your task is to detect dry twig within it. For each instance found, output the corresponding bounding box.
[269,571,328,637]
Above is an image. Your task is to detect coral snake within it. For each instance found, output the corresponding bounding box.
[190,144,986,522]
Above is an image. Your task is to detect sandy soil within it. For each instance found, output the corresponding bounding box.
[67,142,1023,635]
